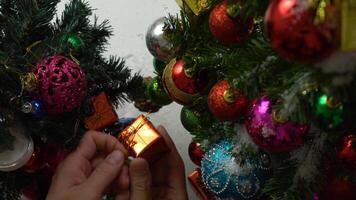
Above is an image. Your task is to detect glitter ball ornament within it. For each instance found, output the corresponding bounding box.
[208,80,248,121]
[338,135,356,170]
[146,17,174,61]
[33,56,87,114]
[265,0,338,63]
[209,0,254,45]
[147,77,172,106]
[163,59,207,105]
[180,106,206,132]
[188,141,205,166]
[201,140,272,200]
[315,93,343,128]
[245,96,309,152]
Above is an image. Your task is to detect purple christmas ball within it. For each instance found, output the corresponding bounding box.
[245,96,309,152]
[33,56,87,114]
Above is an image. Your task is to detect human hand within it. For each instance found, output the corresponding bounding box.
[129,126,188,200]
[46,131,130,200]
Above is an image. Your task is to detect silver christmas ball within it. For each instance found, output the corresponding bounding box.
[146,17,174,61]
[22,102,33,114]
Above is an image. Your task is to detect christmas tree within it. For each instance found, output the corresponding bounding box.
[0,0,146,199]
[144,0,356,199]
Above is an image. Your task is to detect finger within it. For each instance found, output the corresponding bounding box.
[90,153,105,169]
[129,158,151,200]
[81,150,125,195]
[156,125,177,153]
[52,153,92,188]
[155,126,186,188]
[115,190,129,200]
[76,131,128,161]
[116,165,130,191]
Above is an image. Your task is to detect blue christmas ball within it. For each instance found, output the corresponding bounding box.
[201,140,272,200]
[31,100,43,118]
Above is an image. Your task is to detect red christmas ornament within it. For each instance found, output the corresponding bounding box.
[338,135,356,170]
[163,59,208,105]
[265,0,338,63]
[23,145,45,173]
[33,56,87,114]
[208,80,248,121]
[188,141,205,166]
[209,0,254,44]
[319,176,356,200]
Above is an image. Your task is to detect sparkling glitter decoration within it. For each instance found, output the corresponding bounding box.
[201,139,272,200]
[33,56,87,114]
[245,96,309,152]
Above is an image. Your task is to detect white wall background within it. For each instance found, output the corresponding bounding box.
[57,1,199,199]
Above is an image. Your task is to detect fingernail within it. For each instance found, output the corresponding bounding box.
[106,150,124,165]
[131,158,149,176]
[125,156,134,165]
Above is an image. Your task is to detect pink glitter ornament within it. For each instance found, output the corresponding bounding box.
[245,96,309,152]
[33,56,87,114]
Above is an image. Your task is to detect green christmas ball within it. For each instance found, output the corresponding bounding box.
[147,77,172,106]
[315,93,343,128]
[153,58,166,75]
[62,34,84,50]
[180,106,204,132]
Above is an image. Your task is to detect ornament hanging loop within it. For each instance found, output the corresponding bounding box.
[25,40,42,60]
[272,109,287,123]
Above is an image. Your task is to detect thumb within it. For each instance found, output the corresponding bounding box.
[83,150,125,195]
[129,158,151,200]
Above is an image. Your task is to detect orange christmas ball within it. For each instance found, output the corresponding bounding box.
[209,0,254,44]
[208,80,248,121]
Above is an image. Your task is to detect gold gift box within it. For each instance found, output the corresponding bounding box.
[118,115,169,162]
[188,169,215,200]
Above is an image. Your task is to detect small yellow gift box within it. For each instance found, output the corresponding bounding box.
[341,0,356,51]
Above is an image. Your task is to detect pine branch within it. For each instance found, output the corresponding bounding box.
[54,0,92,33]
[264,130,332,200]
